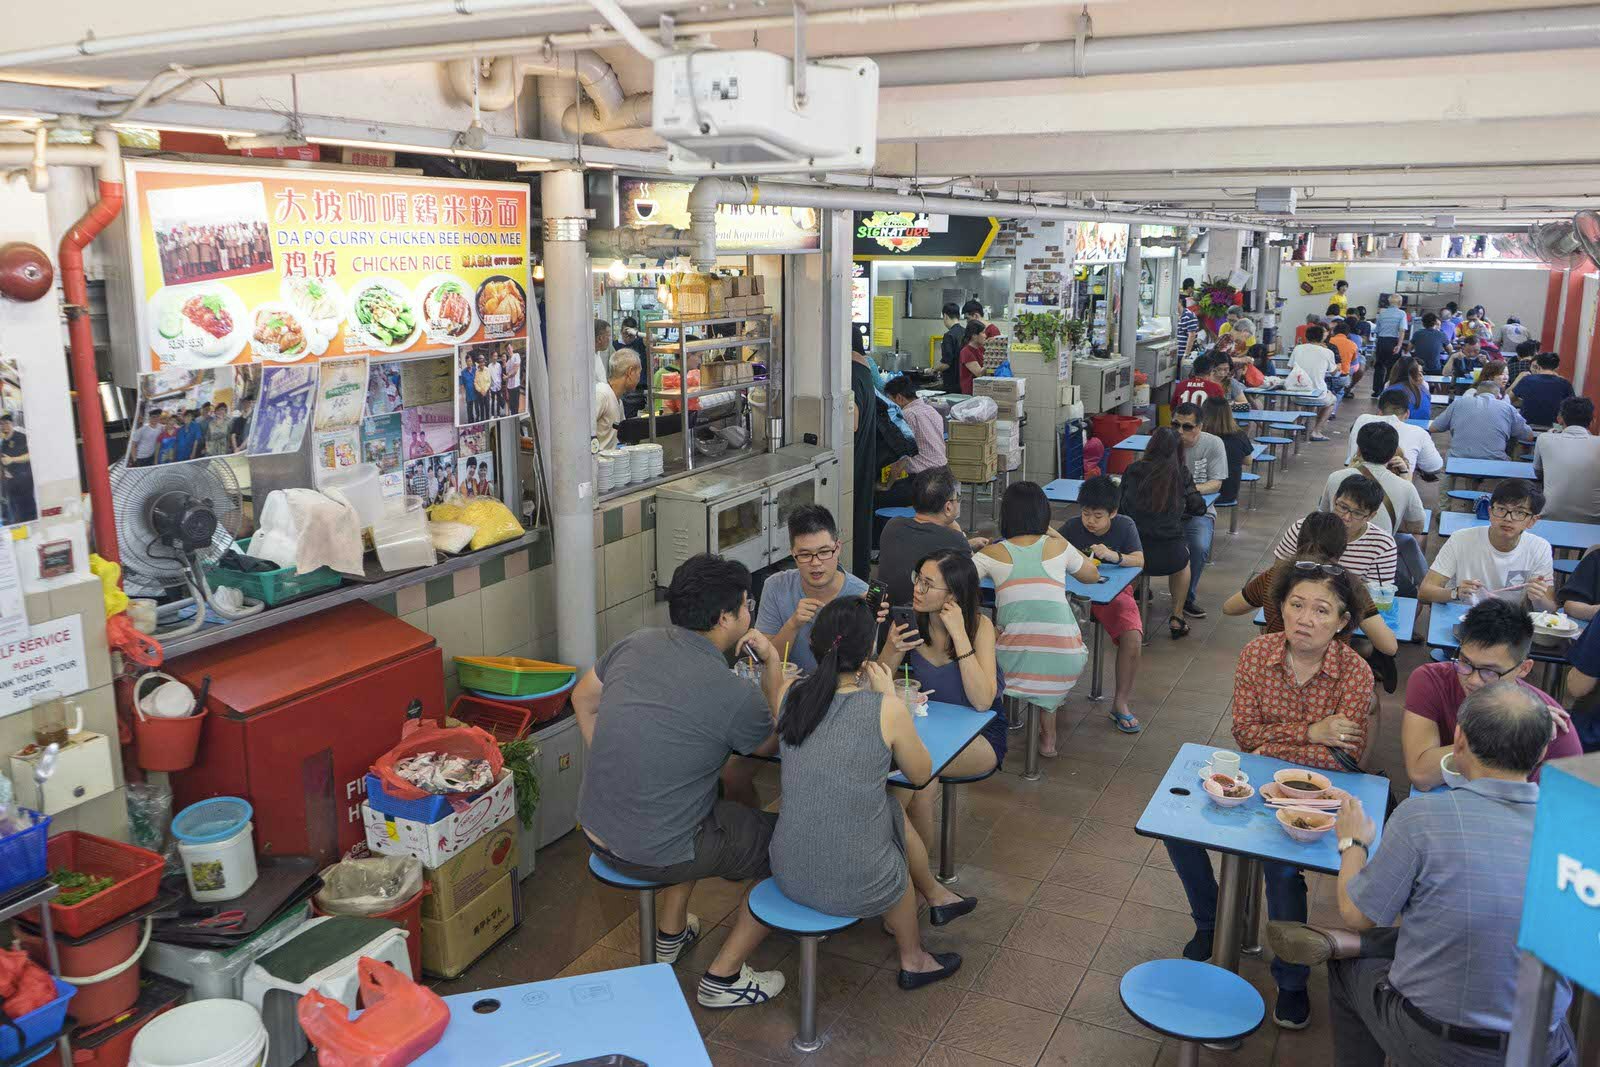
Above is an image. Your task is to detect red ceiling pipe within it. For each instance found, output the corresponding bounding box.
[57,130,125,564]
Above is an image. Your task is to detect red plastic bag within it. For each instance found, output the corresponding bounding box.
[370,724,504,802]
[0,948,56,1018]
[299,957,450,1067]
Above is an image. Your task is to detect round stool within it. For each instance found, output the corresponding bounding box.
[588,853,670,966]
[1119,959,1264,1066]
[747,879,859,1054]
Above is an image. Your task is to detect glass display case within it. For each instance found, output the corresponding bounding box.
[1067,264,1123,357]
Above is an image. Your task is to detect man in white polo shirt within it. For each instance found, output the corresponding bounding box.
[1347,389,1444,478]
[1533,396,1600,523]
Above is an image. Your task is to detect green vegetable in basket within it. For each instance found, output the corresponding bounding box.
[51,867,116,906]
[500,738,541,831]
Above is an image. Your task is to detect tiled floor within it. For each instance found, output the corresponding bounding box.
[435,394,1446,1066]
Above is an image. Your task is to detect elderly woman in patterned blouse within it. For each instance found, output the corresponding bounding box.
[1164,561,1375,1031]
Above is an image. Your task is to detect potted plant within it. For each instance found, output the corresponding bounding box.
[1196,275,1243,334]
[1014,310,1067,360]
[1062,315,1088,356]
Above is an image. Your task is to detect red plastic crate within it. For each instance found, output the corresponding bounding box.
[32,832,164,938]
[449,694,532,742]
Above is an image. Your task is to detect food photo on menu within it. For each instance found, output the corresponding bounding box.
[474,275,526,340]
[124,365,260,469]
[245,364,318,457]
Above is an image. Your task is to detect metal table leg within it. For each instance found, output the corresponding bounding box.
[937,784,959,883]
[1212,854,1257,974]
[637,889,657,965]
[1241,874,1264,956]
[1007,695,1024,731]
[1088,621,1105,701]
[1023,702,1041,781]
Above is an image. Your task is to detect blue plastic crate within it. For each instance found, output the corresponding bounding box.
[0,813,49,897]
[363,773,455,825]
[0,978,75,1060]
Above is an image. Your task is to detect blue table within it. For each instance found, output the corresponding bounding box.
[1114,434,1150,452]
[1436,511,1600,553]
[1135,743,1391,972]
[887,699,996,786]
[1445,457,1536,490]
[1236,410,1311,426]
[1042,478,1084,503]
[1425,599,1583,659]
[411,963,710,1066]
[1067,564,1143,708]
[1251,595,1419,642]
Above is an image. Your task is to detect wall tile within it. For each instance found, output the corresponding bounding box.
[504,547,530,579]
[479,555,506,587]
[603,536,645,609]
[451,566,481,598]
[425,575,454,607]
[602,507,625,545]
[592,511,604,548]
[530,536,553,570]
[622,501,642,538]
[425,592,484,670]
[481,571,533,655]
[370,593,399,616]
[79,684,122,790]
[396,583,427,617]
[593,550,606,607]
[400,607,429,633]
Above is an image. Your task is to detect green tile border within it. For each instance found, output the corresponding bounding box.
[530,536,553,569]
[425,575,455,606]
[371,593,398,615]
[602,506,625,544]
[479,555,506,586]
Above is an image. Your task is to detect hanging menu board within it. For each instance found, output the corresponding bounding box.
[122,160,530,372]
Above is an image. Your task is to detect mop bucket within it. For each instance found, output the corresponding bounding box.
[133,673,206,773]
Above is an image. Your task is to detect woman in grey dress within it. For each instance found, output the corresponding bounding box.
[769,597,963,990]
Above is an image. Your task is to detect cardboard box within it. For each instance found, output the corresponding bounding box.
[947,419,996,443]
[421,817,519,920]
[420,869,521,978]
[949,461,998,484]
[947,439,997,464]
[362,772,516,867]
[974,376,1025,399]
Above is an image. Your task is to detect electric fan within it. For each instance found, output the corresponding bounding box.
[109,459,264,637]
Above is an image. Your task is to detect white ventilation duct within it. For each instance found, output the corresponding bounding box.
[443,51,624,127]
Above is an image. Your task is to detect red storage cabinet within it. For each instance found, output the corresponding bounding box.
[168,602,444,864]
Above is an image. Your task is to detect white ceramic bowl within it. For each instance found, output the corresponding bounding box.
[1202,775,1256,808]
[1273,769,1333,799]
[1276,807,1336,842]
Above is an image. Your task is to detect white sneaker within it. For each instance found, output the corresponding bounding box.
[696,964,787,1008]
[656,914,701,964]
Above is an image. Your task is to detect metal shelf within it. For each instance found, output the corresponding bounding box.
[644,313,775,472]
[682,379,769,401]
[0,881,67,1067]
[0,880,57,925]
[647,311,772,330]
[650,336,771,354]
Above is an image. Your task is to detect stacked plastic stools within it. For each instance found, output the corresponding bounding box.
[241,915,411,1067]
[747,879,859,1054]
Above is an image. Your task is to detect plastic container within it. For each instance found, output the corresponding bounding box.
[0,812,50,896]
[21,915,146,1027]
[54,973,187,1067]
[453,656,576,697]
[449,693,533,742]
[0,978,74,1060]
[172,798,258,904]
[1091,413,1144,476]
[311,885,428,981]
[33,831,164,938]
[316,463,385,528]
[462,675,576,727]
[373,496,435,572]
[142,903,311,1002]
[129,999,267,1067]
[206,538,342,607]
[133,708,209,773]
[362,774,455,825]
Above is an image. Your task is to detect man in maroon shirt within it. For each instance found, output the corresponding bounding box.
[1402,597,1579,788]
[1174,351,1225,408]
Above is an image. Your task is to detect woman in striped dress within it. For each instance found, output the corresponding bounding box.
[974,482,1098,757]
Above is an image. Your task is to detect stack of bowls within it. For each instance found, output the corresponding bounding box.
[638,443,665,477]
[596,453,617,493]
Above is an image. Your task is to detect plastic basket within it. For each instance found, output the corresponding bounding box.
[205,537,344,607]
[465,674,577,728]
[363,773,455,824]
[453,656,576,697]
[31,832,165,938]
[449,694,532,742]
[0,813,50,897]
[0,978,75,1060]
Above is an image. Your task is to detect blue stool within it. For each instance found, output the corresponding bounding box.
[1119,959,1264,1066]
[874,506,914,520]
[1239,470,1262,513]
[747,879,859,1054]
[588,853,671,966]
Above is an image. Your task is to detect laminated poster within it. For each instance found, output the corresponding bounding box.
[401,354,454,408]
[457,452,495,498]
[361,413,403,474]
[453,339,528,427]
[401,402,457,460]
[125,365,260,469]
[365,360,404,417]
[405,451,457,507]
[246,364,318,457]
[313,356,368,433]
[124,160,530,372]
[458,425,492,457]
[315,428,359,471]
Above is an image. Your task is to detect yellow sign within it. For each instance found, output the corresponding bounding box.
[1296,263,1346,297]
[123,160,531,371]
[871,296,895,349]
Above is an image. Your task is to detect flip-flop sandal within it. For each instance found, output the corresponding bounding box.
[1038,745,1059,758]
[1169,615,1191,639]
[1107,709,1142,734]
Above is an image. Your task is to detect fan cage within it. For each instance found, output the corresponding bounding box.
[109,460,245,589]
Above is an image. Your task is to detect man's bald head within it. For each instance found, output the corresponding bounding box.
[1458,681,1551,776]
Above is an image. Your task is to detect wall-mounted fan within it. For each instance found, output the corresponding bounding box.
[1573,210,1600,267]
[1526,221,1588,270]
[109,459,264,637]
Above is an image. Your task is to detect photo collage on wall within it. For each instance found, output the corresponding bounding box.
[125,364,262,470]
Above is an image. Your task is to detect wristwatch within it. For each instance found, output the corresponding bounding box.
[1338,837,1370,855]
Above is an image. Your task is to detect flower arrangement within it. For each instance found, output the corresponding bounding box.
[1195,276,1242,321]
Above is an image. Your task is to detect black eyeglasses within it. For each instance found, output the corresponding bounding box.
[1293,561,1346,577]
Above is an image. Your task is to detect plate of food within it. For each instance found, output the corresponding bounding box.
[248,302,313,362]
[475,275,527,339]
[1531,610,1581,644]
[347,277,421,352]
[418,274,478,343]
[1201,773,1255,808]
[280,276,344,341]
[147,284,249,367]
[1259,783,1348,809]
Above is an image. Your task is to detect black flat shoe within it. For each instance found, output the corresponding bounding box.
[898,952,962,990]
[928,896,978,927]
[1370,651,1398,694]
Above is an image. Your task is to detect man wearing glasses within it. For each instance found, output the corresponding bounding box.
[1418,480,1556,611]
[756,504,880,672]
[1173,402,1228,619]
[1400,598,1580,790]
[1273,476,1398,585]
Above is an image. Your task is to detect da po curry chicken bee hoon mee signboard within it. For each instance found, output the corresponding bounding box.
[124,160,531,372]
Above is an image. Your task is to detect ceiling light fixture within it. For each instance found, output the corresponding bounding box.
[305,135,549,165]
[110,120,260,139]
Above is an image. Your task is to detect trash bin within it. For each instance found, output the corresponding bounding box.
[529,713,583,855]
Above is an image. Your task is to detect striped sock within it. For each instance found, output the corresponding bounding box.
[656,927,690,956]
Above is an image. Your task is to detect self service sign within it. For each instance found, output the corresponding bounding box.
[1518,754,1600,992]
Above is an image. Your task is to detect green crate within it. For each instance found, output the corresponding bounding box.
[206,537,343,607]
[454,656,575,697]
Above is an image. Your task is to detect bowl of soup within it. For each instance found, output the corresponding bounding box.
[1273,769,1333,799]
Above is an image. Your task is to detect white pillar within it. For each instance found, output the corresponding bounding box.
[540,168,599,668]
[1120,225,1142,360]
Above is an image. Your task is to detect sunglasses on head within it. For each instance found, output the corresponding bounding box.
[1292,561,1346,577]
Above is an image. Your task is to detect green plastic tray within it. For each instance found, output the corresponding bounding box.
[454,657,575,697]
[206,537,343,607]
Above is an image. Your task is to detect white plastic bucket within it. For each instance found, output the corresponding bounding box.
[131,999,269,1067]
[173,797,259,903]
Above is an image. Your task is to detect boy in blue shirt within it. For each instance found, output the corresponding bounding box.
[1510,351,1574,428]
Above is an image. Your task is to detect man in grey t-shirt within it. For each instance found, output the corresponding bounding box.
[573,553,789,1010]
[877,466,988,605]
[1173,403,1225,619]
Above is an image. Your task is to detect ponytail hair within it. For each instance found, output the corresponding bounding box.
[777,596,879,747]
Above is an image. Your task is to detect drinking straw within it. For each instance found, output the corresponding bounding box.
[782,642,790,671]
